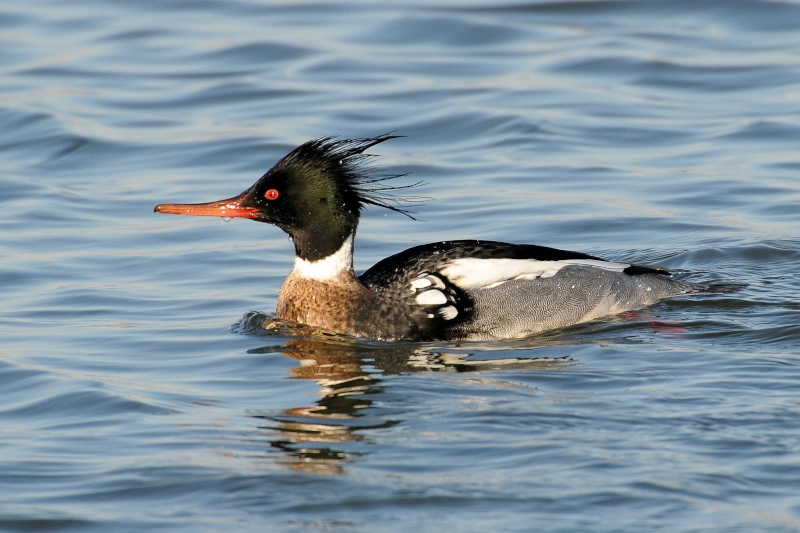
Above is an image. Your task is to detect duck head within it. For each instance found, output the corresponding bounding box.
[155,135,417,262]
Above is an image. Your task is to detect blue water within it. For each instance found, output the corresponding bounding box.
[2,1,800,531]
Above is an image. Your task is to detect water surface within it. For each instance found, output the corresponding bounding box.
[1,1,800,531]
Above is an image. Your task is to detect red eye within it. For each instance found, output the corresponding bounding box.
[265,189,279,201]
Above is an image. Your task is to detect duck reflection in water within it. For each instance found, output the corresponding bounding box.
[242,314,571,474]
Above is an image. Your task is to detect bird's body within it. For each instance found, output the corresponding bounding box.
[155,135,738,341]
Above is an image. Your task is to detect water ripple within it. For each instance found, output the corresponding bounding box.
[2,0,800,531]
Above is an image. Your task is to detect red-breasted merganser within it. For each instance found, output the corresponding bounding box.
[155,135,738,341]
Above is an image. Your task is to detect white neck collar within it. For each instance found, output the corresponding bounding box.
[292,234,354,281]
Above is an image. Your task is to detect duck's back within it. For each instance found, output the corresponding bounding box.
[359,240,697,341]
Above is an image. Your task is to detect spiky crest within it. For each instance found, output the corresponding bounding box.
[275,134,424,219]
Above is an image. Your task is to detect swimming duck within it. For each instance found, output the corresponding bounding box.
[155,134,734,341]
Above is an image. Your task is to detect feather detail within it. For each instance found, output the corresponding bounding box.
[276,134,427,219]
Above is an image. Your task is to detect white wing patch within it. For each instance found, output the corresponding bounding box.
[415,290,448,306]
[438,305,458,320]
[439,258,630,290]
[410,278,431,290]
[409,274,459,321]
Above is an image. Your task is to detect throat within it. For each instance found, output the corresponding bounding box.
[279,233,373,335]
[292,233,355,281]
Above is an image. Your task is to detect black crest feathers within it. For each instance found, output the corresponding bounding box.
[276,134,425,219]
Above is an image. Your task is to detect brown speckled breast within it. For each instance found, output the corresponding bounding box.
[276,270,376,338]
